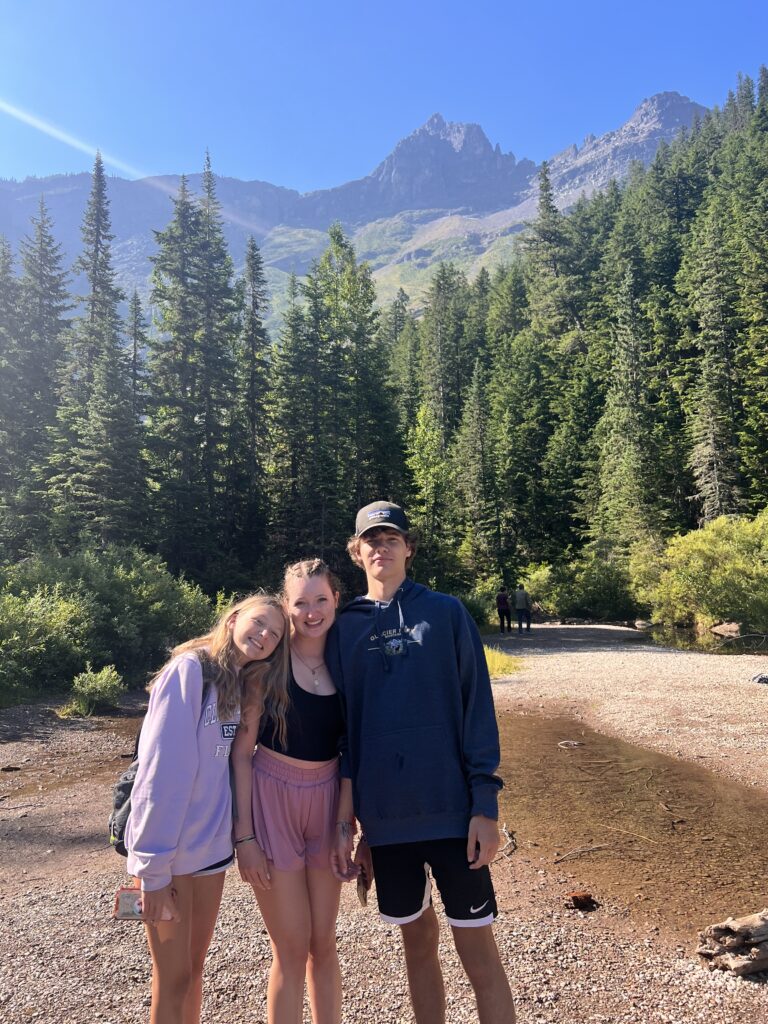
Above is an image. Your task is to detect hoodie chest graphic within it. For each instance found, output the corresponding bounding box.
[367,622,427,657]
[202,702,239,751]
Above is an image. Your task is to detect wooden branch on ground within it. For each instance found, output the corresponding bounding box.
[554,844,609,864]
[697,909,768,975]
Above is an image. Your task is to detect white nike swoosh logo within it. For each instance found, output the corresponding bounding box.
[470,900,489,914]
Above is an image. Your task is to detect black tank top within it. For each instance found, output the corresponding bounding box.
[258,671,345,762]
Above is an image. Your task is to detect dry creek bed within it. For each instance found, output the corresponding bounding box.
[1,624,768,1022]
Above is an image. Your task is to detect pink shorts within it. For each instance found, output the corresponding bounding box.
[251,746,339,872]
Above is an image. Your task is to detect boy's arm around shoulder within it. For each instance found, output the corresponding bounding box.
[452,599,503,821]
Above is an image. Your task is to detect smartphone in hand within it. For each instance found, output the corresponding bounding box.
[112,885,172,921]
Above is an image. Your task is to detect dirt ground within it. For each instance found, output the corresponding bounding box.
[1,625,767,1023]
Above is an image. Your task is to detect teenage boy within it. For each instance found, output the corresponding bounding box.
[328,501,515,1024]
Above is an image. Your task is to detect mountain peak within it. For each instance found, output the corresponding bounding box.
[423,112,447,133]
[415,112,494,155]
[627,91,708,130]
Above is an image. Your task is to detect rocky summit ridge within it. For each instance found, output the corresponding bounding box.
[0,90,708,313]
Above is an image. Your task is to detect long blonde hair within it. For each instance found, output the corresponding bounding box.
[169,593,291,737]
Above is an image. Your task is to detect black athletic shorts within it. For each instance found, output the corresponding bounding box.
[370,837,497,928]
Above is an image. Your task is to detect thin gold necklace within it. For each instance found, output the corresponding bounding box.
[292,647,325,689]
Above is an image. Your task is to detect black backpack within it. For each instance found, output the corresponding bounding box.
[108,653,217,856]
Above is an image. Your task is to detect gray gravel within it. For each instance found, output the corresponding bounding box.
[493,625,768,790]
[2,627,768,1022]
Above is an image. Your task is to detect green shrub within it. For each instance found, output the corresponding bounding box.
[457,592,488,627]
[1,544,213,687]
[0,585,96,699]
[521,563,558,615]
[634,510,768,631]
[518,552,636,621]
[63,663,126,717]
[565,550,636,620]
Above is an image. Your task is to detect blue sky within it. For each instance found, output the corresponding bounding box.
[0,1,765,192]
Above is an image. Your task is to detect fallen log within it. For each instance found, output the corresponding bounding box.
[709,621,741,638]
[697,909,768,975]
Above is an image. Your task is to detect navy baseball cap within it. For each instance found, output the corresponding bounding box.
[355,501,410,537]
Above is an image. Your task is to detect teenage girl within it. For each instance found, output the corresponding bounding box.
[231,559,348,1024]
[126,593,290,1024]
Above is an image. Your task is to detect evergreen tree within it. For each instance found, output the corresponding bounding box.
[267,274,321,562]
[378,288,409,350]
[405,401,453,584]
[147,175,208,574]
[730,111,768,508]
[0,238,21,552]
[225,237,271,569]
[524,162,585,338]
[686,353,741,523]
[677,193,741,521]
[72,152,122,381]
[419,262,471,446]
[485,262,528,354]
[196,154,239,551]
[487,326,557,561]
[4,199,72,552]
[389,308,421,438]
[126,290,148,421]
[587,271,661,550]
[47,154,145,547]
[325,227,398,509]
[461,266,491,369]
[450,362,501,580]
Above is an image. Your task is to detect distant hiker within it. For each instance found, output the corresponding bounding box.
[125,594,289,1024]
[328,500,515,1024]
[514,584,532,633]
[496,586,511,633]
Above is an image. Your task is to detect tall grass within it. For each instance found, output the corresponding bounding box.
[483,646,522,678]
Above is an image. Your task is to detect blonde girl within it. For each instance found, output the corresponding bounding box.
[126,593,290,1024]
[232,560,348,1024]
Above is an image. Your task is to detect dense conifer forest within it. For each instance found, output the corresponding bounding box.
[1,73,767,697]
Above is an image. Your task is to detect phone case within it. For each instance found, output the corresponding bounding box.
[113,885,144,921]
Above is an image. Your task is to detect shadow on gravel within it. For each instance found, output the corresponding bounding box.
[0,822,108,855]
[0,693,145,749]
[0,706,63,745]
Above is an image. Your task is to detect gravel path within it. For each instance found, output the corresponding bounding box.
[2,626,767,1023]
[491,625,768,790]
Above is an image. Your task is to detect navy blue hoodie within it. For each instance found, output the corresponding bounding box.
[326,577,503,848]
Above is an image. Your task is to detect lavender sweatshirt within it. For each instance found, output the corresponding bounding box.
[126,652,239,891]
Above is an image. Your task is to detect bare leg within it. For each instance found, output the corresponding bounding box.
[451,924,515,1024]
[183,873,226,1024]
[305,867,342,1024]
[400,906,445,1024]
[255,868,311,1024]
[144,872,225,1024]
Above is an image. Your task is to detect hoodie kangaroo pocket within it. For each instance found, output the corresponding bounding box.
[358,725,469,821]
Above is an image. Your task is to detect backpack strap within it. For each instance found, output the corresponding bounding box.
[197,650,220,707]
